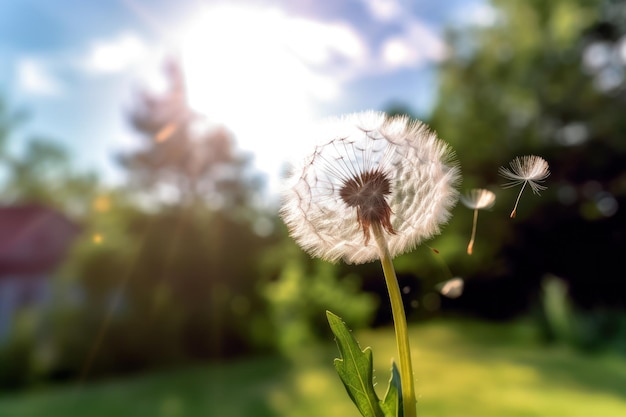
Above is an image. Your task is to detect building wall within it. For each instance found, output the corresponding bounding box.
[0,276,51,342]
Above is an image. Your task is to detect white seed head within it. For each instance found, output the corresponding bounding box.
[461,188,496,210]
[280,111,461,264]
[499,155,550,194]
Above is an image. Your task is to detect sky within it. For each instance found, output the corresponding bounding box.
[0,0,496,197]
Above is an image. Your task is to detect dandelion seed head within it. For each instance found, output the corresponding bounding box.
[280,111,461,264]
[461,188,496,210]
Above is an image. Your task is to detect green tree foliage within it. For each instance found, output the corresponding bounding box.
[47,57,276,382]
[0,96,27,156]
[115,56,272,358]
[0,98,104,388]
[425,0,626,318]
[53,201,272,379]
[262,239,378,352]
[2,139,99,214]
[0,97,99,215]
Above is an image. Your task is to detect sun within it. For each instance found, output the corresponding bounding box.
[176,4,337,194]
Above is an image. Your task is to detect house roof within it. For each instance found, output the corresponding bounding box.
[0,205,81,278]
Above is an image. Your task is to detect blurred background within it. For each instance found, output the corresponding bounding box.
[1,0,626,416]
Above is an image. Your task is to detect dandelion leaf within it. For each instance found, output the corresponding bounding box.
[381,361,403,417]
[326,311,385,417]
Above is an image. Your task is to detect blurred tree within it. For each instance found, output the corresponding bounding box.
[0,98,98,216]
[0,97,105,388]
[2,139,99,215]
[0,96,27,157]
[120,58,261,212]
[51,57,276,380]
[260,232,378,352]
[426,0,626,320]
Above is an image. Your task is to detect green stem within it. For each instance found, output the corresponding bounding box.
[372,223,417,417]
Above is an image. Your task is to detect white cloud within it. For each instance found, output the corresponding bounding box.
[16,58,64,96]
[177,2,446,105]
[381,37,415,67]
[360,0,402,22]
[81,32,150,74]
[354,0,449,72]
[286,17,368,69]
[282,17,371,91]
[180,5,371,104]
[453,2,499,27]
[379,18,447,70]
[404,18,448,62]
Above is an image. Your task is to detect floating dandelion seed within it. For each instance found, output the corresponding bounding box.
[499,155,550,218]
[281,111,461,264]
[437,277,465,299]
[280,111,460,417]
[461,188,496,255]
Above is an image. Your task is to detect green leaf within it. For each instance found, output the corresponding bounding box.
[326,311,385,417]
[381,362,403,417]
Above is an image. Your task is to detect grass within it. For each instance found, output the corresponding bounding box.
[1,319,626,416]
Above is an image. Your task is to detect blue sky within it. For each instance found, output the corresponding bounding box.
[0,0,494,195]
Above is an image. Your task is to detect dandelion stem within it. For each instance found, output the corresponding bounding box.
[372,222,417,417]
[511,181,527,218]
[467,208,478,255]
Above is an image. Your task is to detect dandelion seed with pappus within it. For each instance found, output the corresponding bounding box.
[461,188,496,255]
[280,111,461,417]
[499,155,550,218]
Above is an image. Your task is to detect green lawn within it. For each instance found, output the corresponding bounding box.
[1,319,626,417]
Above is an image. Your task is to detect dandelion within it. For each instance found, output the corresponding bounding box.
[499,155,550,218]
[281,111,460,417]
[461,188,496,254]
[281,111,460,264]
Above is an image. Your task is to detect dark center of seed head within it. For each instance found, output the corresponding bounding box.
[339,169,396,245]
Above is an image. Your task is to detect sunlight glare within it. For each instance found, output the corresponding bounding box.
[92,233,103,244]
[178,4,338,194]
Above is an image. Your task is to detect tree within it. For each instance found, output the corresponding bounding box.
[0,97,99,216]
[425,0,626,318]
[2,139,99,215]
[57,57,275,373]
[121,58,260,212]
